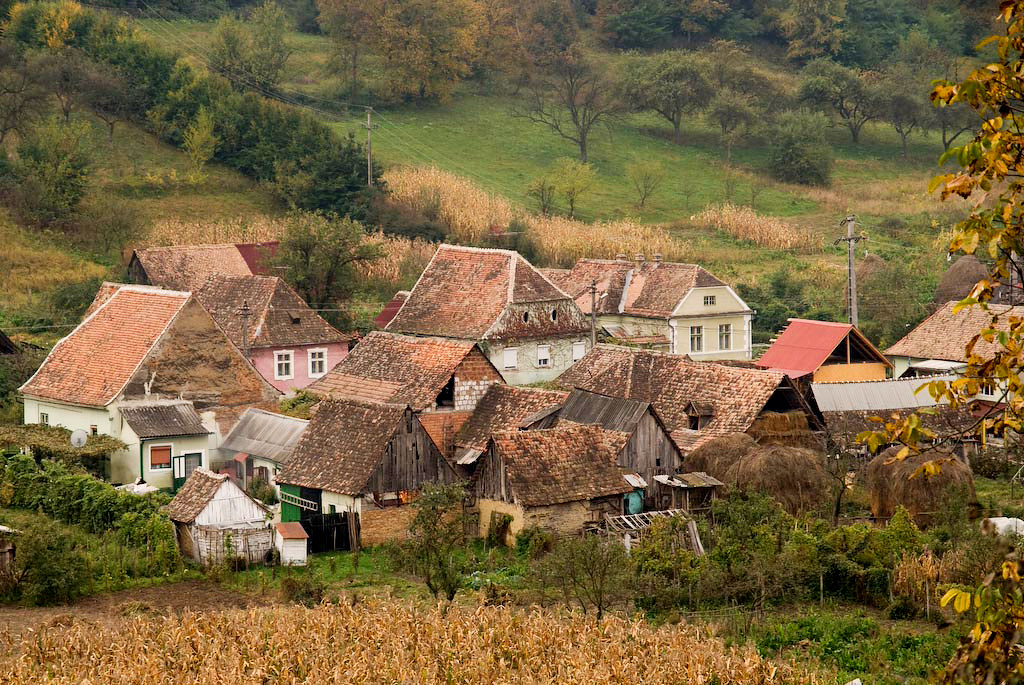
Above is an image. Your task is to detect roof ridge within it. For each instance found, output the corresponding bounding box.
[438,243,519,257]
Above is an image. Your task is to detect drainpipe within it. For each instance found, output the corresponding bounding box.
[138,440,145,485]
[668,319,679,355]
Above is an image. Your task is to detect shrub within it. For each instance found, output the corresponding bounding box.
[280,572,326,606]
[8,519,89,606]
[247,477,278,505]
[515,526,553,559]
[11,118,91,227]
[532,535,634,619]
[766,112,833,186]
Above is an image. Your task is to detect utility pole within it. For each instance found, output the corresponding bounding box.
[834,215,864,327]
[590,279,598,348]
[365,107,374,188]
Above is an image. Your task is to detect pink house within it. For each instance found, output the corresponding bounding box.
[197,274,355,393]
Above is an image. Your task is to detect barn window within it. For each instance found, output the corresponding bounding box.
[550,309,558,322]
[522,311,530,323]
[150,445,172,470]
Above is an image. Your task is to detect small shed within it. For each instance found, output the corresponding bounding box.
[165,468,272,566]
[653,472,724,512]
[274,521,309,566]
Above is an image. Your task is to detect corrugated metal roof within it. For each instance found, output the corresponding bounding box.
[557,389,651,433]
[811,375,958,412]
[757,319,891,378]
[655,472,724,488]
[120,402,210,440]
[221,408,308,465]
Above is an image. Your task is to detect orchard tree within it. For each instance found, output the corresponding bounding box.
[626,159,665,208]
[799,59,881,143]
[880,84,927,159]
[0,40,48,145]
[620,51,712,145]
[209,2,293,92]
[82,65,133,142]
[553,157,595,218]
[317,0,378,91]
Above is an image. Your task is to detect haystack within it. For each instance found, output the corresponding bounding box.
[865,447,977,527]
[746,411,825,451]
[685,432,757,480]
[934,255,987,306]
[724,444,830,515]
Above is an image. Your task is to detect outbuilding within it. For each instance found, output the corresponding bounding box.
[274,521,309,566]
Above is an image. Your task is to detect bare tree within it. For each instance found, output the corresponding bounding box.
[0,42,48,145]
[514,47,621,163]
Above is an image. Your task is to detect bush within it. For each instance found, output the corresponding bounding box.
[532,535,634,619]
[7,519,89,606]
[515,526,553,560]
[247,477,278,505]
[280,571,326,606]
[766,112,833,186]
[10,118,91,227]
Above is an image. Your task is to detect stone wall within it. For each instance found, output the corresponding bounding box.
[360,506,417,547]
[478,499,525,545]
[454,349,503,411]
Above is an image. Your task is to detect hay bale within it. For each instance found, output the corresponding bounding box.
[685,432,757,480]
[724,444,829,515]
[865,447,977,527]
[747,411,825,451]
[934,255,987,306]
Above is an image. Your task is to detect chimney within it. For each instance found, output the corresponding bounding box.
[653,253,663,263]
[614,253,627,261]
[634,253,645,264]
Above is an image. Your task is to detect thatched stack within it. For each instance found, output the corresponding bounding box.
[685,432,757,480]
[746,411,825,451]
[724,444,830,516]
[865,447,977,527]
[934,255,987,306]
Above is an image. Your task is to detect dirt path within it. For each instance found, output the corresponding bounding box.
[0,580,273,639]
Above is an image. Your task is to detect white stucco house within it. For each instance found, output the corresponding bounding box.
[542,256,753,361]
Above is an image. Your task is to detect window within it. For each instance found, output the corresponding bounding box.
[703,295,717,306]
[550,309,558,322]
[39,412,49,425]
[522,311,530,323]
[89,425,98,436]
[572,341,587,362]
[719,324,732,350]
[150,445,172,470]
[503,347,519,370]
[690,326,703,353]
[537,344,551,367]
[274,350,294,380]
[308,348,327,378]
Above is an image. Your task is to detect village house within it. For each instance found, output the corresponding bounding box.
[452,384,568,470]
[275,398,458,550]
[19,284,279,489]
[165,467,273,566]
[195,274,354,392]
[756,318,892,383]
[385,244,592,384]
[128,242,278,292]
[885,301,1024,384]
[558,344,820,453]
[217,407,308,495]
[542,256,753,360]
[308,331,504,455]
[475,423,644,544]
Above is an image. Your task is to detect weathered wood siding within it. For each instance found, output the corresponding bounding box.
[194,480,269,527]
[475,443,512,504]
[176,522,273,566]
[365,409,456,495]
[622,412,683,495]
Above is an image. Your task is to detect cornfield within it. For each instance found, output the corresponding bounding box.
[0,600,821,684]
[147,216,289,246]
[385,166,691,267]
[360,232,436,283]
[693,203,805,251]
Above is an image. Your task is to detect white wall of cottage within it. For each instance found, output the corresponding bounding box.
[485,337,589,385]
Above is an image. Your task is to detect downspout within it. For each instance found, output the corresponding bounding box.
[138,439,145,485]
[668,319,678,355]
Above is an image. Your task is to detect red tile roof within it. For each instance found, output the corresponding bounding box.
[21,286,189,406]
[543,258,736,319]
[557,344,791,451]
[455,384,568,452]
[386,245,588,340]
[373,291,410,329]
[307,332,485,410]
[489,424,635,507]
[196,274,351,350]
[885,301,1024,362]
[756,319,891,378]
[132,244,254,292]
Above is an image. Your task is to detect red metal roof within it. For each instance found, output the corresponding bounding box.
[235,241,279,275]
[756,319,886,379]
[373,291,409,329]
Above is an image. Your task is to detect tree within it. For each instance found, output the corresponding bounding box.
[209,3,293,92]
[766,111,833,186]
[13,118,91,226]
[880,82,927,158]
[183,107,217,181]
[527,172,557,215]
[515,47,621,163]
[553,157,595,218]
[0,40,48,145]
[2,520,88,606]
[620,51,712,145]
[317,0,378,91]
[209,15,251,89]
[30,49,88,123]
[396,482,471,602]
[373,0,482,102]
[799,59,881,143]
[596,0,673,48]
[273,211,383,312]
[533,535,634,619]
[779,0,847,61]
[706,90,756,158]
[626,159,665,208]
[81,65,133,142]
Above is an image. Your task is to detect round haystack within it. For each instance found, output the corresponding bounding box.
[685,432,757,480]
[724,444,830,515]
[934,255,987,306]
[865,447,977,527]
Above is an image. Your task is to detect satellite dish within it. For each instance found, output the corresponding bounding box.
[70,429,88,449]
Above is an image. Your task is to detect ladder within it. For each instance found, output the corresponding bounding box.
[280,491,319,512]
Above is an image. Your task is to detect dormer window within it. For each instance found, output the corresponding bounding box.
[686,401,713,430]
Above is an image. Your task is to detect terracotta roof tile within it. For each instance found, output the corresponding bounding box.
[373,291,410,328]
[21,286,190,406]
[490,424,634,507]
[386,245,587,340]
[307,332,483,410]
[196,274,351,350]
[545,259,733,319]
[276,399,408,494]
[885,301,1024,362]
[275,521,308,539]
[132,244,257,291]
[456,385,568,452]
[557,345,787,451]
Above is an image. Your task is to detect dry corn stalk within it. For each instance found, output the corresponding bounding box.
[693,203,804,250]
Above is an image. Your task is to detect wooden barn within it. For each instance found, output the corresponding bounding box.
[164,468,272,566]
[275,398,458,551]
[475,424,643,544]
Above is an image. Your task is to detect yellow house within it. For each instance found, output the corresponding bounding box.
[542,256,753,361]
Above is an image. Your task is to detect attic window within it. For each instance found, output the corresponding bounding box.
[522,311,530,323]
[290,315,301,324]
[550,309,558,322]
[703,295,716,306]
[436,376,455,408]
[686,401,714,431]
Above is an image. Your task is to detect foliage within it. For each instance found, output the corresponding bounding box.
[766,111,833,186]
[278,389,321,419]
[0,39,49,145]
[552,157,595,219]
[2,517,88,605]
[272,133,382,219]
[279,570,326,606]
[738,268,841,341]
[779,0,846,61]
[527,172,557,215]
[316,0,375,91]
[391,482,471,602]
[625,159,666,208]
[182,106,217,181]
[0,424,124,469]
[619,50,712,145]
[247,477,278,505]
[11,117,91,226]
[799,59,881,143]
[514,526,553,559]
[533,534,634,619]
[209,1,292,91]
